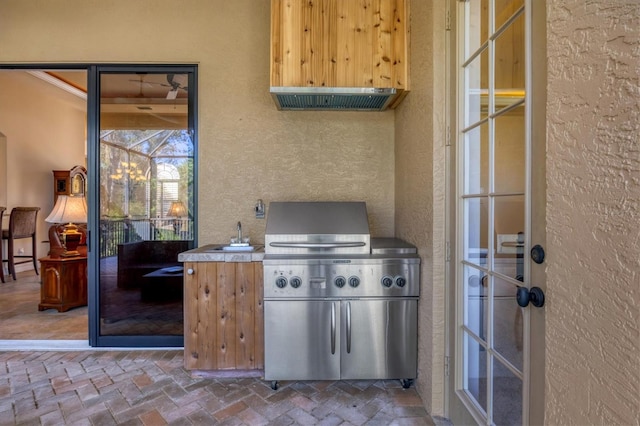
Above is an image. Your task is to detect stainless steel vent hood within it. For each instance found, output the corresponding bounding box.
[270,87,397,111]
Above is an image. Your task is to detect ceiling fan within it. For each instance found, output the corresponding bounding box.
[165,74,188,99]
[128,73,188,99]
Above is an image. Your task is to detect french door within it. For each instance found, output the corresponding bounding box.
[447,0,546,424]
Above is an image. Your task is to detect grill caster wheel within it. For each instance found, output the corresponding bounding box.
[401,379,413,389]
[270,381,279,391]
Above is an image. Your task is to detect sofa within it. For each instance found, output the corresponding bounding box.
[117,240,189,289]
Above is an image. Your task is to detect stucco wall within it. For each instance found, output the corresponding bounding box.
[0,72,86,259]
[0,0,396,244]
[546,1,639,424]
[395,0,447,416]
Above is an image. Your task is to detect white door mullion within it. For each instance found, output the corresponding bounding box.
[486,0,496,420]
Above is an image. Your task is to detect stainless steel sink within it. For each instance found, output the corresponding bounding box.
[205,245,258,252]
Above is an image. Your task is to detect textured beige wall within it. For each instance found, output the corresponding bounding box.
[0,0,396,244]
[546,1,639,424]
[0,72,86,261]
[395,0,447,416]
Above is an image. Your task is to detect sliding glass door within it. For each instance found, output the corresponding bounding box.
[88,65,197,347]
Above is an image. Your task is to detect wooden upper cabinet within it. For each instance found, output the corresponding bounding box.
[271,0,410,95]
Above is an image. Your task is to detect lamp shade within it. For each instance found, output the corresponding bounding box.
[45,195,88,224]
[167,201,187,217]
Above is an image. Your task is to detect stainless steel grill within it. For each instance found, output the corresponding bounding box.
[263,202,420,390]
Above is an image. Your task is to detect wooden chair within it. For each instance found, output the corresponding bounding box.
[1,207,40,281]
[0,207,5,283]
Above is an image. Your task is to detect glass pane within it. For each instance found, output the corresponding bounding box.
[493,195,525,276]
[463,197,488,265]
[99,71,194,339]
[464,264,488,340]
[493,275,523,371]
[495,0,524,29]
[463,123,489,195]
[464,48,489,126]
[465,0,490,59]
[495,12,525,96]
[492,357,523,426]
[464,332,488,413]
[494,105,525,194]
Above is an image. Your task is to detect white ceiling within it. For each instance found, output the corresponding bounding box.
[48,71,188,101]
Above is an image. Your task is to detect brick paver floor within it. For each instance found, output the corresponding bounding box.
[0,350,441,425]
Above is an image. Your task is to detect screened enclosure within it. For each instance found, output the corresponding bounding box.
[100,128,194,255]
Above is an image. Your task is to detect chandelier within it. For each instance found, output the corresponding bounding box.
[110,161,147,182]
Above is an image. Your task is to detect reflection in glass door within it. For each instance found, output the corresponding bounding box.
[92,67,196,347]
[456,0,527,424]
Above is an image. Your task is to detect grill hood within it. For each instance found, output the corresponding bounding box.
[265,201,371,255]
[270,87,397,111]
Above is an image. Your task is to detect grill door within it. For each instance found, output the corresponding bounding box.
[341,299,418,380]
[264,300,340,380]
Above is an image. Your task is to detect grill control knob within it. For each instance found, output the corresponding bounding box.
[348,276,360,288]
[334,276,346,288]
[290,277,302,288]
[275,277,288,288]
[395,276,407,288]
[382,276,393,288]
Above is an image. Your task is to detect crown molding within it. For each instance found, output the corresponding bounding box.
[26,70,87,100]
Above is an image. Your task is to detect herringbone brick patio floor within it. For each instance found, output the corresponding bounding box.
[0,350,439,425]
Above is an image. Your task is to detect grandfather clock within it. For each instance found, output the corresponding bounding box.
[52,165,86,203]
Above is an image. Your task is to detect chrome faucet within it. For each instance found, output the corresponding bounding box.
[237,221,242,242]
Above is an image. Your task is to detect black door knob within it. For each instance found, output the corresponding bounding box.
[517,286,545,308]
[531,244,545,264]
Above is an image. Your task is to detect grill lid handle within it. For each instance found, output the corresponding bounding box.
[269,242,367,249]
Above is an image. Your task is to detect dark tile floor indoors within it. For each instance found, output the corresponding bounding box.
[0,271,446,425]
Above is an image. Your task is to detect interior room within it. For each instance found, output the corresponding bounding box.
[0,70,88,339]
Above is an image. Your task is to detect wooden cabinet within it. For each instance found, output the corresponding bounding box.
[38,256,88,312]
[270,0,410,107]
[183,261,264,372]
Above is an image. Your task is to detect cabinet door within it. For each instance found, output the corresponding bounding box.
[41,263,62,303]
[264,300,340,380]
[341,299,418,380]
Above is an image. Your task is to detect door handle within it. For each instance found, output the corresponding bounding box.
[517,286,545,308]
[331,302,336,355]
[346,301,352,354]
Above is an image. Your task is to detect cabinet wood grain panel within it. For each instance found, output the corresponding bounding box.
[184,261,264,371]
[254,264,264,368]
[271,0,409,93]
[235,263,254,369]
[216,262,236,369]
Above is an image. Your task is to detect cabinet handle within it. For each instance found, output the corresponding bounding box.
[187,268,194,275]
[331,302,336,355]
[346,301,351,354]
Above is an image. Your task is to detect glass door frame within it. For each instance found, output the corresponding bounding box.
[87,64,198,347]
[445,0,545,424]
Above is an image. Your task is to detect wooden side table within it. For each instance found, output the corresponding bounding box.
[38,255,87,312]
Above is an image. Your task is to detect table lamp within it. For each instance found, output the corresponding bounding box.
[167,201,186,234]
[45,195,87,257]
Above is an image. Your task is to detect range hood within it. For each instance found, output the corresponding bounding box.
[270,87,397,111]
